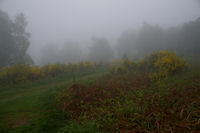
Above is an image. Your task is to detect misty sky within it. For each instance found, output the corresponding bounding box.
[0,0,200,64]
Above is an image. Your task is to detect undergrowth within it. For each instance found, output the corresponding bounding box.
[57,72,200,132]
[56,51,199,132]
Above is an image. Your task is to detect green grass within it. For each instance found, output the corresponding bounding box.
[0,68,108,133]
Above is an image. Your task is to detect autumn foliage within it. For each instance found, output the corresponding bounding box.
[0,62,103,84]
[140,51,188,79]
[110,51,188,79]
[56,51,199,132]
[56,73,200,132]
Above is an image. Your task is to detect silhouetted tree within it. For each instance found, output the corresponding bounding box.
[89,37,114,62]
[11,13,33,64]
[0,10,33,67]
[180,17,200,55]
[116,18,200,57]
[39,42,83,65]
[59,41,83,63]
[0,10,15,67]
[39,44,59,65]
[136,23,164,55]
[116,30,138,58]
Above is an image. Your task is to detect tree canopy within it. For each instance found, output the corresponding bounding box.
[116,17,200,58]
[89,37,114,62]
[0,10,32,68]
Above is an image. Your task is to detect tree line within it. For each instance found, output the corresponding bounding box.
[0,9,200,67]
[0,10,33,68]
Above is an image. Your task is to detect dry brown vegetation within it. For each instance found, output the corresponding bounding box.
[56,51,200,132]
[56,72,200,132]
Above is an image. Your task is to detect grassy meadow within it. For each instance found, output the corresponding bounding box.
[0,51,199,133]
[0,67,108,133]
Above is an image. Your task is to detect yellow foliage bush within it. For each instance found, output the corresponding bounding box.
[0,61,104,84]
[0,64,42,84]
[109,58,136,73]
[41,64,67,77]
[110,51,188,78]
[141,51,188,79]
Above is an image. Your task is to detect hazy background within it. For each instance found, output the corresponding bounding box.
[0,0,200,64]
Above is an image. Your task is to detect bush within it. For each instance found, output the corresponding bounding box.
[0,64,42,84]
[110,51,188,80]
[0,62,104,84]
[109,58,136,74]
[140,51,188,79]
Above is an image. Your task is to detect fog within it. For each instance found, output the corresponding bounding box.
[0,0,200,65]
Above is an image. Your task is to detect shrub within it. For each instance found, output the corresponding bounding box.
[41,64,67,77]
[0,61,105,84]
[141,51,188,79]
[109,58,136,74]
[110,51,188,80]
[0,64,42,84]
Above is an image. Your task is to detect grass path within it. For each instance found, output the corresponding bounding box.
[0,69,108,132]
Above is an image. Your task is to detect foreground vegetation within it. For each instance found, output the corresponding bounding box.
[57,72,200,132]
[0,67,108,133]
[0,51,199,132]
[0,62,104,84]
[57,51,200,132]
